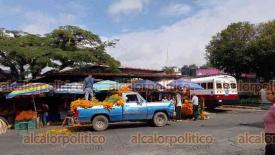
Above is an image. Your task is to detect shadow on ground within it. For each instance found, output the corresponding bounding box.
[206,108,230,113]
[239,122,264,129]
[69,122,161,132]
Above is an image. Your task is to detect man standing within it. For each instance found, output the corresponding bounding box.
[175,93,182,121]
[84,74,95,100]
[191,93,199,121]
[42,103,49,126]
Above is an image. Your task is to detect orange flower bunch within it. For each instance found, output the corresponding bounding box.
[200,111,209,120]
[117,85,132,94]
[181,99,193,116]
[70,99,93,112]
[15,110,37,121]
[70,94,126,112]
[101,102,114,109]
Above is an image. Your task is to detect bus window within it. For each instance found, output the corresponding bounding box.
[216,83,222,89]
[201,83,207,89]
[223,83,230,89]
[230,83,237,89]
[207,83,213,89]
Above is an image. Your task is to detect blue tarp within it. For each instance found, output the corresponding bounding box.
[131,80,164,90]
[168,79,203,90]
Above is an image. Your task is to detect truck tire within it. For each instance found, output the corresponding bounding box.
[92,115,109,131]
[153,112,168,127]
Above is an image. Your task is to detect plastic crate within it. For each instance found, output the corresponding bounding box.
[15,119,37,135]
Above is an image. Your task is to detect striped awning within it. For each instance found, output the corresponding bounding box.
[6,83,53,99]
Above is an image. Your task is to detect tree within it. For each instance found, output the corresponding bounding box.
[162,66,176,74]
[249,21,275,81]
[199,62,212,69]
[48,25,120,71]
[181,64,198,76]
[206,22,256,79]
[206,21,275,81]
[0,26,121,81]
[0,34,55,80]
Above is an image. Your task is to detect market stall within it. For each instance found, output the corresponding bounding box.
[6,83,53,133]
[168,79,209,120]
[130,79,164,101]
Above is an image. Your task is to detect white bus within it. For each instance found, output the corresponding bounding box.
[190,75,239,109]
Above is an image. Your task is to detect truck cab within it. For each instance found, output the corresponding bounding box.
[76,92,175,131]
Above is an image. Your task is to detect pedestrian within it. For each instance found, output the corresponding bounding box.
[84,73,95,100]
[162,96,168,102]
[42,103,49,126]
[191,93,199,121]
[175,92,182,121]
[264,90,275,155]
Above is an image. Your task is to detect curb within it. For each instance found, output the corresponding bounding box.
[221,105,261,110]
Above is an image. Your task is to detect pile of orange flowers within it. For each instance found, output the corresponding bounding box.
[117,85,132,94]
[181,99,193,116]
[70,94,125,112]
[200,111,209,120]
[15,110,37,121]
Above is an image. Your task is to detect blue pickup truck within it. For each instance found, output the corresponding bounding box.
[76,92,175,131]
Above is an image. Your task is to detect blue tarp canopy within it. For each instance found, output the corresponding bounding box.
[168,79,203,90]
[131,80,164,90]
[93,80,121,91]
[55,80,121,94]
[55,82,84,94]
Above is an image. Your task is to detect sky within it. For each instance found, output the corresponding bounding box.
[1,0,275,69]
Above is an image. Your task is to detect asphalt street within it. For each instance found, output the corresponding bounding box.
[0,108,266,155]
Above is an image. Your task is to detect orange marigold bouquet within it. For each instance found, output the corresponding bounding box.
[117,85,132,94]
[70,94,125,112]
[181,99,193,116]
[15,110,37,121]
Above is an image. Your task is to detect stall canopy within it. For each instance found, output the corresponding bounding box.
[0,82,24,92]
[168,79,203,90]
[131,80,164,90]
[55,82,84,94]
[94,80,121,91]
[6,83,54,111]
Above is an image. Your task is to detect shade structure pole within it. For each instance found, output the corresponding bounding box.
[32,95,37,112]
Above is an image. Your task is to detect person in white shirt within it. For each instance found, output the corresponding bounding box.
[191,94,199,120]
[175,93,182,121]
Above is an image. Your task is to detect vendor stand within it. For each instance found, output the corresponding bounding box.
[6,83,53,134]
[168,79,209,120]
[130,79,164,101]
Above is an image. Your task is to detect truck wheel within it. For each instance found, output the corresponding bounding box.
[153,112,168,127]
[92,115,109,131]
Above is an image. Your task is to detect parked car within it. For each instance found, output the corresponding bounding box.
[75,92,175,131]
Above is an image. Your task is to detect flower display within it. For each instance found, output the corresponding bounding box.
[15,110,37,121]
[200,111,209,120]
[116,85,132,94]
[181,99,193,116]
[70,94,125,112]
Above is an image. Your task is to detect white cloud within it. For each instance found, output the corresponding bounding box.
[108,0,149,16]
[108,0,275,69]
[21,12,78,35]
[161,3,192,16]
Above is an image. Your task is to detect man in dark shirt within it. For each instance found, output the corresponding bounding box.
[84,74,95,100]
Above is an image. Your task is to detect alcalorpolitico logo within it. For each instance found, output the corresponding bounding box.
[23,133,106,147]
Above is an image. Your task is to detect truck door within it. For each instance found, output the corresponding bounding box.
[123,94,147,121]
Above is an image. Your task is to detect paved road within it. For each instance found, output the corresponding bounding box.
[0,108,266,155]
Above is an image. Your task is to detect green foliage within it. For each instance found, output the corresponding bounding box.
[206,21,275,80]
[162,66,176,74]
[0,25,121,81]
[181,64,198,76]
